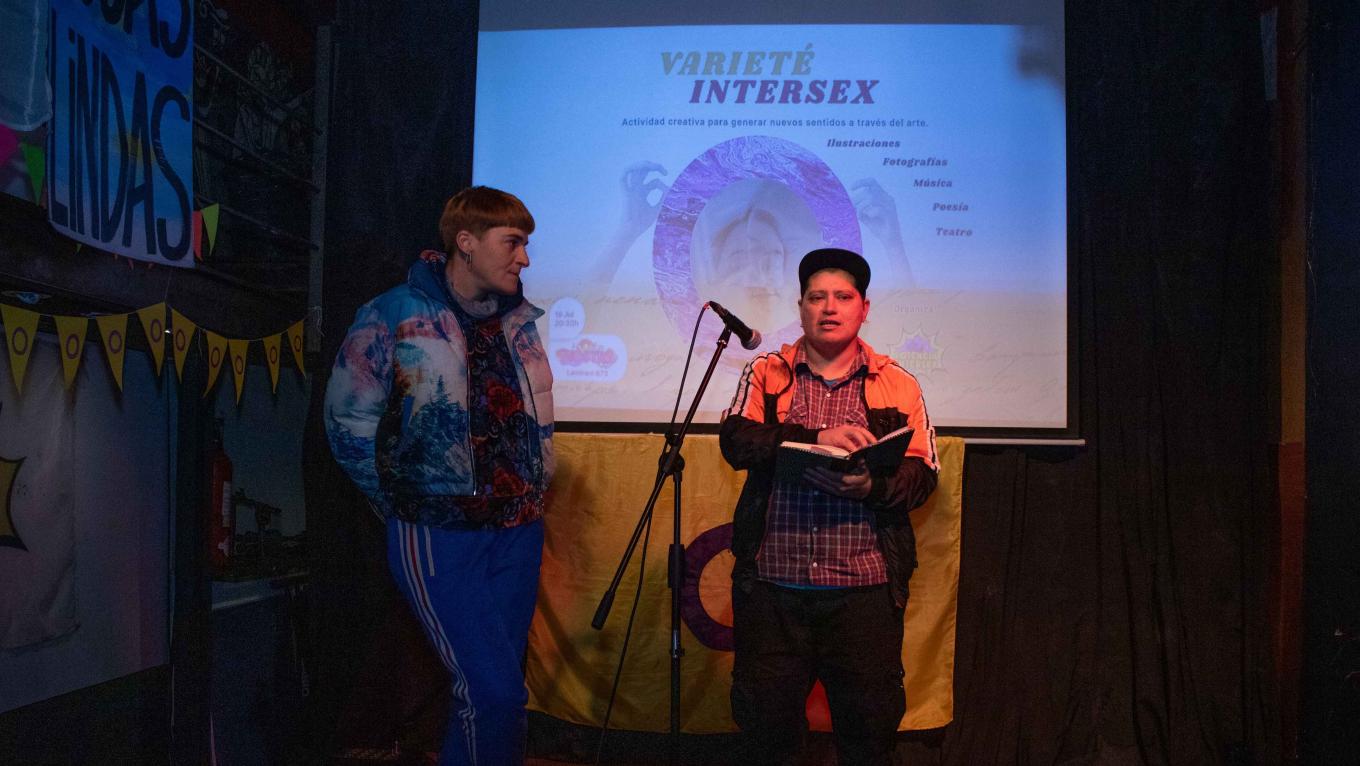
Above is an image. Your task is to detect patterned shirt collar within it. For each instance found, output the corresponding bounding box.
[792,342,869,384]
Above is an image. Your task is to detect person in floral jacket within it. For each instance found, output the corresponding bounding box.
[325,186,554,766]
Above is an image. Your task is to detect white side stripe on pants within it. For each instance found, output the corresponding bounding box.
[424,525,437,576]
[398,521,478,764]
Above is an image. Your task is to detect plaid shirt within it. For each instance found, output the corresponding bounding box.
[756,346,888,587]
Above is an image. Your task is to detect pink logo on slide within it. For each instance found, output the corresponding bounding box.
[554,338,617,368]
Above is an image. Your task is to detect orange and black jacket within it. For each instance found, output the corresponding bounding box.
[718,338,940,608]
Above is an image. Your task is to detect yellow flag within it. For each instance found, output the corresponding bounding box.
[94,314,129,390]
[286,320,305,374]
[136,303,168,375]
[52,315,89,389]
[262,334,282,393]
[0,304,40,394]
[228,339,249,404]
[203,331,229,396]
[170,309,196,382]
[526,434,967,734]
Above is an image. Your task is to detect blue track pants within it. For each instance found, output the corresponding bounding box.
[386,518,544,766]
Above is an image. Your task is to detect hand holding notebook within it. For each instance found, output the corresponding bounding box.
[774,424,915,484]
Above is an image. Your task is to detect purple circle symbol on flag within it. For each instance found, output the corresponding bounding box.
[681,522,735,652]
[11,327,28,356]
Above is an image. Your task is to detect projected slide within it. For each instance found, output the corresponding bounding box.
[475,18,1066,428]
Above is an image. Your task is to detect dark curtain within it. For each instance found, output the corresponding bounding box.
[1302,0,1360,762]
[298,0,476,761]
[936,2,1277,763]
[304,1,1281,763]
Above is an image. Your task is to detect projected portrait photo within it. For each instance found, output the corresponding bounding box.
[688,178,822,337]
[652,136,863,348]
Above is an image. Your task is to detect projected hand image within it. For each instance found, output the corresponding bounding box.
[851,178,914,289]
[587,162,670,289]
[619,161,669,244]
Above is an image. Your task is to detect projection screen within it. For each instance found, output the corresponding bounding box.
[474,2,1068,431]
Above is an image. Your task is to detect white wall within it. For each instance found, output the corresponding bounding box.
[0,337,171,713]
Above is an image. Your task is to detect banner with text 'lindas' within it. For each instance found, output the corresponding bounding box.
[47,0,194,266]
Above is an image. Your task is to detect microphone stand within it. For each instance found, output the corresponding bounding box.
[591,326,733,765]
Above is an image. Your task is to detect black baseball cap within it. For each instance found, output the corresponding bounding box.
[798,248,871,295]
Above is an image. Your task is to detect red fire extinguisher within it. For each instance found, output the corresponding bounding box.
[207,418,235,574]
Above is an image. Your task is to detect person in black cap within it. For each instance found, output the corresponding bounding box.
[718,247,940,765]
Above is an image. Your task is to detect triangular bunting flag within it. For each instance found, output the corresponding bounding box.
[202,203,221,254]
[20,143,45,202]
[287,320,305,374]
[136,303,168,375]
[262,334,282,393]
[192,210,204,261]
[203,331,229,396]
[0,304,40,394]
[228,339,249,404]
[53,315,89,389]
[170,309,196,382]
[95,314,129,390]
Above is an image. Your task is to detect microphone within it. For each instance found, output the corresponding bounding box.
[706,301,763,350]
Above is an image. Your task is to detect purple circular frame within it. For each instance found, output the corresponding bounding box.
[652,136,862,347]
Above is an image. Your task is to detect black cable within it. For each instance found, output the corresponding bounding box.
[593,502,655,765]
[667,305,710,429]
